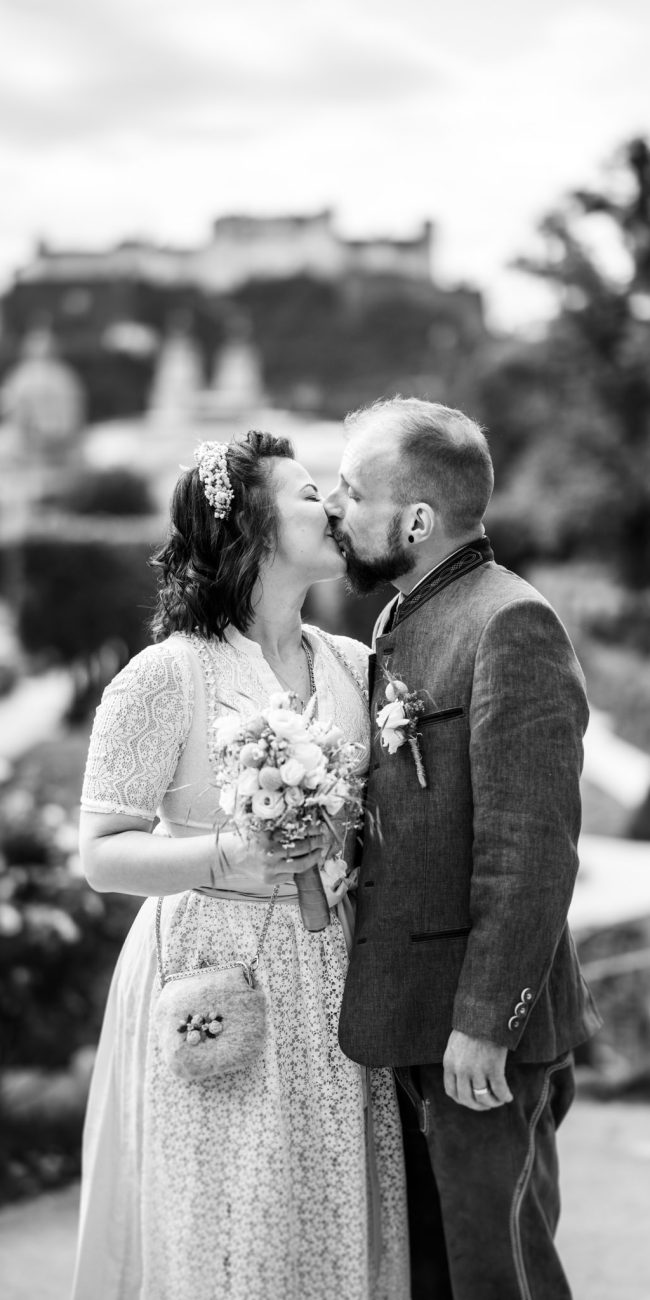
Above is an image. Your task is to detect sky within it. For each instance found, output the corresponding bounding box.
[1,0,649,331]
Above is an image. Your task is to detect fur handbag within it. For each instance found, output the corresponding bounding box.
[153,888,279,1083]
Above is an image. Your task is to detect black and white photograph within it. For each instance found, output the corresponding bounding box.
[0,2,649,1296]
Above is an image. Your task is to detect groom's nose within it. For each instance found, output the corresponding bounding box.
[323,487,343,518]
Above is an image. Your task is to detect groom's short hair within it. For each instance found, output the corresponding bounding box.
[345,396,494,535]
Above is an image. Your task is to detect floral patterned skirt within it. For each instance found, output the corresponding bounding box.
[71,893,410,1300]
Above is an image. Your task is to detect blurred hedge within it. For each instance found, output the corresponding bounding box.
[50,466,157,518]
[0,520,160,665]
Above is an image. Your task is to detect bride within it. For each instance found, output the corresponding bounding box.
[71,431,409,1300]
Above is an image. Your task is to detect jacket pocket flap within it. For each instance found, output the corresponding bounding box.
[410,926,471,942]
[418,707,464,727]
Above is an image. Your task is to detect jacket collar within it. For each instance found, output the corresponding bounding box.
[384,535,494,633]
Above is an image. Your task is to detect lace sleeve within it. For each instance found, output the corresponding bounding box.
[81,640,194,820]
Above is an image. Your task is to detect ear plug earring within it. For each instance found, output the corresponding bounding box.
[408,534,414,543]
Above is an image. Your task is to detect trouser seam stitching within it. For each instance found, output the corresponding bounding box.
[508,1055,570,1300]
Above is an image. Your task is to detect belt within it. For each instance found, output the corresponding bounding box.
[193,886,300,904]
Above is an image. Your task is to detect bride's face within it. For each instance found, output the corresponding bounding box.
[269,458,345,582]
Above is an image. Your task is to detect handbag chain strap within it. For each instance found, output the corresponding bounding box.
[156,884,280,989]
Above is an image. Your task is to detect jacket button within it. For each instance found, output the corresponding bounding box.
[514,1002,527,1017]
[521,988,533,1002]
[508,1016,520,1031]
[357,937,368,944]
[363,880,375,888]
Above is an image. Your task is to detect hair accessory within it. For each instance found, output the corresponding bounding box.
[194,442,234,521]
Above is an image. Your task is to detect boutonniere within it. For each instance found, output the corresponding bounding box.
[375,674,428,788]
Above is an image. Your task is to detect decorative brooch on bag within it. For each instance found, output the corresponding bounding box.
[376,673,428,788]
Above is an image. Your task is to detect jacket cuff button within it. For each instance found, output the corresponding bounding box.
[508,1016,520,1031]
[514,1002,527,1016]
[521,988,533,1002]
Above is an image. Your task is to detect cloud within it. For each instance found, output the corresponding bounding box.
[0,0,649,328]
[1,0,444,148]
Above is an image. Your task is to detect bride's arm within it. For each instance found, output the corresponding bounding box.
[80,813,328,897]
[80,811,215,896]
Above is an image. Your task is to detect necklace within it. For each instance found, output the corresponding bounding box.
[269,634,316,709]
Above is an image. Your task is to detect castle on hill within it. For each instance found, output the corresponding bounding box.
[15,211,434,293]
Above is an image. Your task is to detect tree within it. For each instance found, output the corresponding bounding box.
[511,138,650,587]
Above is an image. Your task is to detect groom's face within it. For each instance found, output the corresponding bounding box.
[324,430,415,595]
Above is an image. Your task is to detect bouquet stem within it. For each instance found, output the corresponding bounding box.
[295,865,330,931]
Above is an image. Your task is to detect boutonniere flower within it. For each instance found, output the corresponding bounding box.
[376,675,428,788]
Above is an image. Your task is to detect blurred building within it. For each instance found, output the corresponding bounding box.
[0,211,488,424]
[1,328,84,459]
[7,212,434,293]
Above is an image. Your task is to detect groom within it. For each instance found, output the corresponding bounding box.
[325,397,601,1300]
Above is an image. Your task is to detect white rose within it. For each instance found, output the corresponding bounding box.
[239,742,266,768]
[385,680,408,701]
[376,700,407,730]
[244,714,267,738]
[268,691,293,710]
[219,785,237,816]
[376,700,409,754]
[237,767,261,797]
[214,715,244,748]
[381,728,406,755]
[289,742,323,772]
[315,790,345,816]
[279,758,306,786]
[302,763,327,790]
[258,765,284,791]
[251,789,286,820]
[284,786,305,808]
[266,709,308,740]
[380,727,407,755]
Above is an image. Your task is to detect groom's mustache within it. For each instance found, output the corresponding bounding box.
[328,525,352,559]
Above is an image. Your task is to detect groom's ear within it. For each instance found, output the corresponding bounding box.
[408,503,435,543]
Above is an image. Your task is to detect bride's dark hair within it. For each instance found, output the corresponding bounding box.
[150,430,295,641]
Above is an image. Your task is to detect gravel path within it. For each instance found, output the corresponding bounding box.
[1,1097,649,1299]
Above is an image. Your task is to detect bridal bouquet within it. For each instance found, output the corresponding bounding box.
[212,692,365,931]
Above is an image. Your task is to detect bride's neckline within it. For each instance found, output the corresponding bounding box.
[223,623,317,660]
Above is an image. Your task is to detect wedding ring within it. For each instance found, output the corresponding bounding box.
[472,1086,490,1095]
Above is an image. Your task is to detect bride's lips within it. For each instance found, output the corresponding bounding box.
[327,525,348,556]
[325,529,347,557]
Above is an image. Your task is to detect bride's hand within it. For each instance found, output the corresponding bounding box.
[261,831,330,885]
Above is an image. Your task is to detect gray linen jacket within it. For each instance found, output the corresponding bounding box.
[338,555,602,1066]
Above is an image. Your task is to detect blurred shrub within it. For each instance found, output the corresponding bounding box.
[484,493,546,575]
[628,789,650,841]
[0,793,138,1071]
[53,466,156,516]
[0,786,139,1202]
[1,531,157,665]
[0,661,19,698]
[577,917,650,1089]
[586,589,650,656]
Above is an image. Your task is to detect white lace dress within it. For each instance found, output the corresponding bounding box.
[71,625,409,1300]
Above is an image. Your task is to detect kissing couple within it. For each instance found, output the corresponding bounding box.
[72,396,600,1300]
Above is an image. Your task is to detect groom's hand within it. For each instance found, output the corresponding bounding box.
[443,1030,513,1111]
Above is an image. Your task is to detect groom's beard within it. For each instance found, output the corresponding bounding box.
[333,514,416,596]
